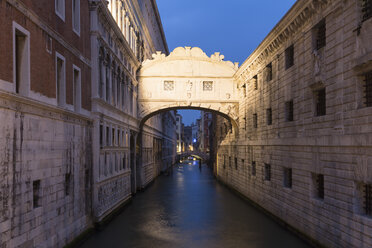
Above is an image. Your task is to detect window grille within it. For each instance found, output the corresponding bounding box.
[264,164,271,181]
[266,63,273,82]
[285,45,294,69]
[364,184,372,216]
[266,108,272,125]
[253,75,258,90]
[315,174,324,199]
[223,155,226,169]
[203,81,213,91]
[253,113,258,128]
[252,161,256,176]
[283,168,292,188]
[229,156,231,168]
[235,157,238,170]
[362,0,372,22]
[65,173,71,196]
[33,180,41,208]
[285,100,294,121]
[364,71,372,107]
[315,20,326,50]
[164,81,174,91]
[316,88,326,116]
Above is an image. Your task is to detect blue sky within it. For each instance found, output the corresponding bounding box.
[156,0,297,125]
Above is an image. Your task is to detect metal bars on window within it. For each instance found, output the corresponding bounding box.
[283,168,292,188]
[316,174,324,199]
[316,20,326,50]
[285,45,294,69]
[285,100,294,121]
[266,108,272,125]
[364,184,372,216]
[364,71,372,107]
[316,88,326,116]
[251,161,256,176]
[253,113,258,128]
[266,63,273,82]
[264,164,271,181]
[362,0,372,22]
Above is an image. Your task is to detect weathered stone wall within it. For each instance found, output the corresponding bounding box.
[0,93,92,248]
[215,0,372,247]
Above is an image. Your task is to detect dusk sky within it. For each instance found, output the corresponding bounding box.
[156,0,297,125]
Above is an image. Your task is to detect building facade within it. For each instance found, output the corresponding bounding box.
[214,0,372,247]
[0,0,177,247]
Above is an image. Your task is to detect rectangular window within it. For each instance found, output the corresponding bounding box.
[73,66,81,112]
[264,163,271,181]
[283,168,292,188]
[203,81,213,91]
[106,126,110,146]
[312,173,324,200]
[164,81,174,91]
[117,130,120,146]
[285,100,294,122]
[223,155,226,169]
[229,156,231,168]
[363,183,372,216]
[253,113,258,128]
[266,63,272,82]
[252,161,256,176]
[99,125,103,147]
[315,88,326,116]
[56,53,66,107]
[285,45,294,69]
[72,0,80,35]
[33,180,41,208]
[13,23,30,97]
[266,108,272,125]
[362,0,372,22]
[235,157,238,170]
[112,128,115,146]
[364,71,372,107]
[65,173,71,196]
[55,0,65,21]
[253,75,258,90]
[315,19,326,50]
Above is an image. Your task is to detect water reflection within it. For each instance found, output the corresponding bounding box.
[79,159,311,248]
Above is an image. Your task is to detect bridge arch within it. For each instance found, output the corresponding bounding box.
[138,46,240,133]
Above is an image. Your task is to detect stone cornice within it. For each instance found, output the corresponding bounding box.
[235,0,332,83]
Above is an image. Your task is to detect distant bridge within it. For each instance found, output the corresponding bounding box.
[177,151,209,161]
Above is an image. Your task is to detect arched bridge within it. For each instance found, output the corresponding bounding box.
[138,47,240,131]
[178,151,210,162]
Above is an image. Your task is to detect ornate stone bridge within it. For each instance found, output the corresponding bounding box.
[138,47,240,130]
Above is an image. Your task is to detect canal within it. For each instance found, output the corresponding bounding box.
[79,159,311,248]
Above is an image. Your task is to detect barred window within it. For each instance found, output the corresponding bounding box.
[312,173,324,200]
[363,184,372,216]
[99,125,103,147]
[314,19,326,50]
[283,168,292,188]
[264,163,271,181]
[164,81,174,91]
[364,71,372,107]
[362,0,372,22]
[235,157,238,170]
[266,108,272,125]
[266,63,273,82]
[33,180,41,208]
[65,173,71,196]
[203,81,213,91]
[229,156,232,168]
[253,113,258,128]
[285,45,294,69]
[252,161,256,176]
[315,88,326,116]
[223,155,226,169]
[253,75,258,90]
[285,100,294,122]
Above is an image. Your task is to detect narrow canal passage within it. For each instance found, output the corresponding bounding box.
[80,160,311,248]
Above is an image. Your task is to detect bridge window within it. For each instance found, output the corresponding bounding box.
[285,100,294,122]
[253,113,258,128]
[285,44,294,69]
[266,108,272,125]
[363,71,372,107]
[164,80,174,91]
[312,173,324,200]
[264,163,271,181]
[203,81,213,91]
[251,161,256,176]
[283,168,292,188]
[362,0,372,22]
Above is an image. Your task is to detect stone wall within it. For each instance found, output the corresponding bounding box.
[215,0,372,247]
[0,93,92,247]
